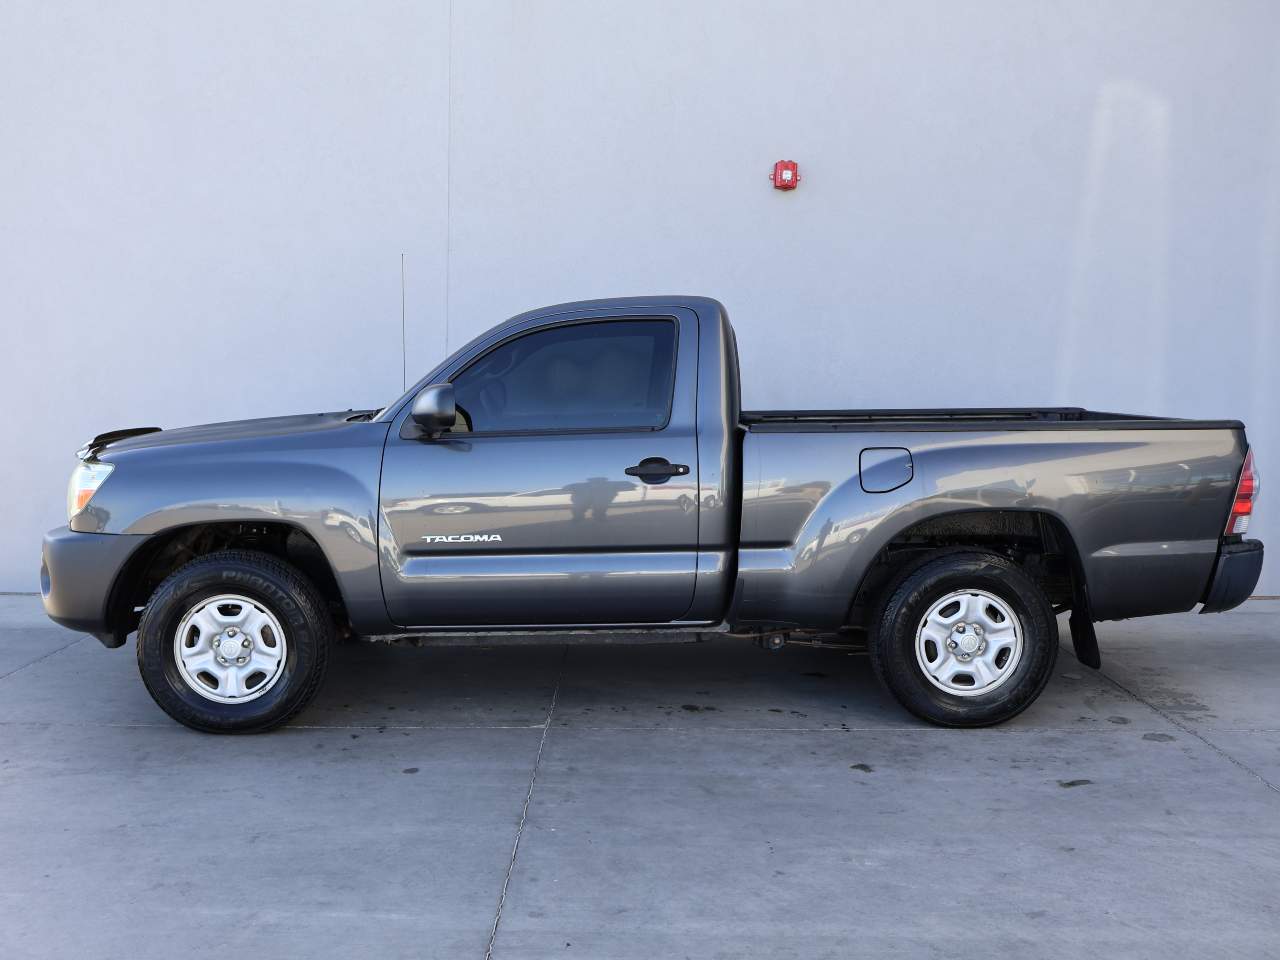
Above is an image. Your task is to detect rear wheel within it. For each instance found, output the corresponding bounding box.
[869,550,1058,726]
[136,550,332,733]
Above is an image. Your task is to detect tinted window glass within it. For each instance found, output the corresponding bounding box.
[451,320,676,433]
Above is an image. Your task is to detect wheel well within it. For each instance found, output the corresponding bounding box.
[846,510,1087,629]
[106,522,349,638]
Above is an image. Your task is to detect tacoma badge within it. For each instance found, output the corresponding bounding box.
[420,533,504,543]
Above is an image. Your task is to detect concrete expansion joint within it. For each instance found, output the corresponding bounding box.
[1099,670,1280,796]
[485,645,568,960]
[0,636,84,683]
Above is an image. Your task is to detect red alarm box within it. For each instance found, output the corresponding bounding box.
[771,160,800,190]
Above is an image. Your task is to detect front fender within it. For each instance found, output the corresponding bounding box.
[72,422,393,633]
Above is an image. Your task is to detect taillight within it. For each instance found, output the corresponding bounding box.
[1226,448,1259,536]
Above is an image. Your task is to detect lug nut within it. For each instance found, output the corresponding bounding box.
[236,656,248,665]
[947,639,958,649]
[242,638,251,648]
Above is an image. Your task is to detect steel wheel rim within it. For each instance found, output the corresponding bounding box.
[914,589,1024,697]
[173,594,288,704]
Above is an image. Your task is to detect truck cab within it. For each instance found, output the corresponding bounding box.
[375,298,740,628]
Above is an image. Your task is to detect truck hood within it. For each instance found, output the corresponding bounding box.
[86,411,378,458]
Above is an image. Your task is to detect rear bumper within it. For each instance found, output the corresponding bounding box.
[1200,540,1264,614]
[40,526,151,647]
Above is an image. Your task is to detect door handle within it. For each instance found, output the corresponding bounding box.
[625,457,690,484]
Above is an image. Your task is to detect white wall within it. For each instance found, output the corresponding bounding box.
[4,0,1277,592]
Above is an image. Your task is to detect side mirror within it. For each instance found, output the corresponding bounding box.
[410,383,456,438]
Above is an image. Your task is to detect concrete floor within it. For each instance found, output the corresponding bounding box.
[0,596,1277,959]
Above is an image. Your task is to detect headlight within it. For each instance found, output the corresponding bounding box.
[67,461,114,520]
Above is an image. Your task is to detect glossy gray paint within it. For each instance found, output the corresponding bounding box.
[379,303,707,627]
[41,296,1254,644]
[736,425,1244,626]
[67,414,393,633]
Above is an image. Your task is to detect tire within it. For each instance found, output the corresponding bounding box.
[868,550,1058,727]
[136,550,332,733]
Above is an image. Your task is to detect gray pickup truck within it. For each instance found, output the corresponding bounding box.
[41,296,1263,732]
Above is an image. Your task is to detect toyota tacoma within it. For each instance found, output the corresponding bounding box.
[40,297,1264,731]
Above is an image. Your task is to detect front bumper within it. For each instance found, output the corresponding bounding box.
[40,525,151,647]
[1200,539,1264,614]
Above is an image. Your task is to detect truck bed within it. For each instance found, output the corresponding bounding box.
[740,407,1245,431]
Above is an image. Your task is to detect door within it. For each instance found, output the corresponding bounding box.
[379,313,701,627]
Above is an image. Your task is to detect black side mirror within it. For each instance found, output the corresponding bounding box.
[410,383,456,438]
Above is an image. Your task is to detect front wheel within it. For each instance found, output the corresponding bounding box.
[869,551,1058,727]
[136,550,332,733]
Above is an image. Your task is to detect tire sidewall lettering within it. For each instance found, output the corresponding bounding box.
[138,551,331,732]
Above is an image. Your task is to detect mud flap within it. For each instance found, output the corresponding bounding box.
[1069,609,1101,669]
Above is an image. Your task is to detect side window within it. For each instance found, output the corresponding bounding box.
[450,320,677,433]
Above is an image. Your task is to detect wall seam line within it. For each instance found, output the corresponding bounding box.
[443,0,454,356]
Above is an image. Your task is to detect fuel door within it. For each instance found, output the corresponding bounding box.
[860,447,913,493]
